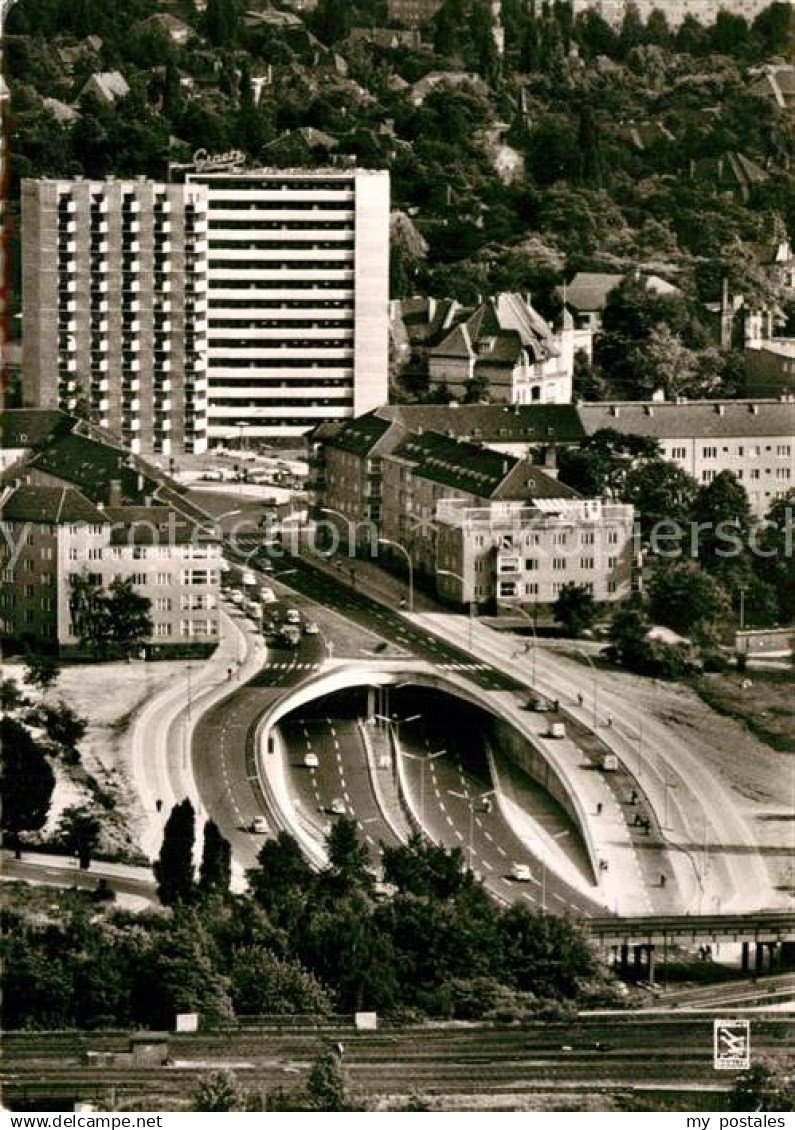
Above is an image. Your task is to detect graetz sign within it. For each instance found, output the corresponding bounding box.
[192,148,246,172]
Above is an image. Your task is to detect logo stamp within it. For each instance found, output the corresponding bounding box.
[714,1018,750,1070]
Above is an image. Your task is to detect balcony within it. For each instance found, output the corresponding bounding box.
[153,378,172,392]
[154,298,172,314]
[90,196,109,214]
[90,318,109,335]
[155,220,171,235]
[122,280,141,295]
[90,279,109,295]
[122,358,141,374]
[154,260,172,275]
[122,297,140,313]
[59,378,77,392]
[59,317,78,334]
[58,357,77,373]
[124,259,141,274]
[59,197,77,214]
[154,199,172,215]
[91,259,109,274]
[121,198,140,214]
[59,239,77,255]
[122,318,140,334]
[123,239,140,255]
[91,357,109,373]
[92,219,109,235]
[91,298,109,314]
[59,280,78,296]
[93,396,110,412]
[90,337,109,353]
[122,397,141,413]
[59,218,77,235]
[90,239,109,255]
[123,338,141,354]
[154,318,171,333]
[153,358,172,373]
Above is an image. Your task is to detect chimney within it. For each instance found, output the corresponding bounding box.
[543,446,559,479]
[109,479,122,506]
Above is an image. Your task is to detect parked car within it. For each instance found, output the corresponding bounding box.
[278,625,301,648]
[304,621,320,635]
[329,797,346,816]
[525,695,552,712]
[304,752,319,768]
[547,722,566,739]
[510,863,533,882]
[249,815,268,834]
[284,608,301,625]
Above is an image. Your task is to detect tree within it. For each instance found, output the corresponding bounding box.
[690,471,752,571]
[382,836,473,900]
[463,373,491,403]
[192,1070,247,1112]
[229,948,333,1017]
[154,799,196,906]
[58,805,102,869]
[247,831,315,924]
[305,1051,348,1112]
[622,460,698,540]
[648,561,731,639]
[36,701,87,760]
[23,653,60,693]
[554,583,597,638]
[326,818,373,895]
[729,1063,791,1113]
[199,819,232,896]
[0,717,56,857]
[106,578,153,654]
[204,0,237,46]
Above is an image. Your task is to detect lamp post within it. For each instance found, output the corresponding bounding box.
[578,647,599,730]
[437,568,474,650]
[378,537,414,612]
[512,603,539,687]
[448,789,495,873]
[376,713,441,835]
[320,506,356,562]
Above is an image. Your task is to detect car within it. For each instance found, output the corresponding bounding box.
[510,863,533,882]
[525,695,552,712]
[304,621,320,635]
[329,797,346,816]
[259,557,275,573]
[304,752,319,768]
[259,587,277,604]
[249,815,268,834]
[284,608,301,625]
[228,591,244,606]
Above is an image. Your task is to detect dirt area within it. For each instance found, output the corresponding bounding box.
[693,668,795,754]
[2,658,188,861]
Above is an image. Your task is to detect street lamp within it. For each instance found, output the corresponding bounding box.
[578,647,599,730]
[511,603,539,687]
[378,537,414,612]
[448,789,495,873]
[375,712,441,834]
[320,506,357,564]
[437,568,474,650]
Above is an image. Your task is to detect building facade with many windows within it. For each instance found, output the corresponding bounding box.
[22,178,210,457]
[185,167,390,445]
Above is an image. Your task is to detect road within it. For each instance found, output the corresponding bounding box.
[190,612,325,875]
[414,614,780,915]
[2,852,156,908]
[394,703,605,916]
[279,710,402,864]
[4,1015,793,1109]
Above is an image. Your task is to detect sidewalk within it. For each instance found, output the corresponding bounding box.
[294,538,446,614]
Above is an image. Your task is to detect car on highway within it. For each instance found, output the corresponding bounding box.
[278,624,301,648]
[249,815,269,834]
[304,752,319,768]
[284,608,301,625]
[303,621,320,635]
[228,591,244,606]
[329,797,346,816]
[509,863,533,882]
[525,694,553,712]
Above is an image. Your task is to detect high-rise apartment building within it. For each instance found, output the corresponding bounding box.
[22,168,390,451]
[185,167,390,445]
[22,178,210,457]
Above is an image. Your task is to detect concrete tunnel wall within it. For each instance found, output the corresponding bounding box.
[255,661,600,884]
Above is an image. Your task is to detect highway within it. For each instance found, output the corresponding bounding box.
[2,853,156,908]
[4,1015,793,1109]
[393,697,605,917]
[191,609,325,874]
[279,707,402,863]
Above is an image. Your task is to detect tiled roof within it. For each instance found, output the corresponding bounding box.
[1,484,106,525]
[0,409,76,450]
[377,403,587,444]
[105,506,207,545]
[390,430,521,498]
[564,272,623,313]
[325,413,394,457]
[578,400,795,439]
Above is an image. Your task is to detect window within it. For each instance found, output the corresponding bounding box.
[133,547,148,560]
[130,573,147,585]
[40,574,53,587]
[671,446,687,460]
[607,580,617,594]
[26,532,35,545]
[552,582,565,595]
[525,558,538,571]
[88,548,102,560]
[581,532,595,546]
[23,559,34,571]
[155,597,172,611]
[154,622,172,637]
[750,469,761,480]
[41,597,54,611]
[608,556,618,569]
[24,584,36,597]
[498,581,517,598]
[25,609,35,624]
[607,531,619,545]
[702,470,716,483]
[181,570,209,586]
[553,557,566,571]
[580,557,594,570]
[703,446,718,459]
[553,533,568,546]
[525,582,538,596]
[69,547,79,560]
[40,547,53,561]
[777,445,791,457]
[156,572,170,585]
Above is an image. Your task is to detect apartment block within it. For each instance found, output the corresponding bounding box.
[0,486,221,655]
[22,178,210,458]
[578,400,795,516]
[185,167,390,445]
